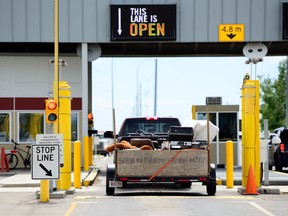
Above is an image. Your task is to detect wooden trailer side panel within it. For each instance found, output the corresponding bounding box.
[115,149,209,177]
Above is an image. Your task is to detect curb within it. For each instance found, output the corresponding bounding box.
[82,167,99,186]
[237,186,280,195]
[0,167,100,188]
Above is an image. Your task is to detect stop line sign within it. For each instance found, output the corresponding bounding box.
[31,134,62,180]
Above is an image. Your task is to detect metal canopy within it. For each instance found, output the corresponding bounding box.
[0,42,286,57]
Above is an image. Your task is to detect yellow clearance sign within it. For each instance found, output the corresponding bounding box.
[218,24,244,42]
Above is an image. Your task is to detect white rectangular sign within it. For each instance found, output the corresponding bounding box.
[32,144,60,179]
[36,134,63,165]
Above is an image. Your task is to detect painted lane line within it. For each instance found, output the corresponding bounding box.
[249,202,276,216]
[64,202,77,216]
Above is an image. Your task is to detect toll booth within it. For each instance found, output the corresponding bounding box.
[192,97,240,166]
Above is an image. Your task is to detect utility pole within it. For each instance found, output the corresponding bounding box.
[154,59,158,116]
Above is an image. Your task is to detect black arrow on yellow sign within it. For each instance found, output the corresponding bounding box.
[39,163,52,176]
[227,33,236,39]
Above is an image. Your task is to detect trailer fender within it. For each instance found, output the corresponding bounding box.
[209,163,216,180]
[107,164,115,180]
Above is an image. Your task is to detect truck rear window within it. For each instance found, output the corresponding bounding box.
[123,118,181,135]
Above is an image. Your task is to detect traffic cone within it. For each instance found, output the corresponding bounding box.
[244,165,259,195]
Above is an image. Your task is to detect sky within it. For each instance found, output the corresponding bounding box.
[92,56,287,132]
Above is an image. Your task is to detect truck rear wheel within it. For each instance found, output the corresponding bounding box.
[275,164,283,172]
[274,157,283,172]
[206,182,216,196]
[106,164,115,196]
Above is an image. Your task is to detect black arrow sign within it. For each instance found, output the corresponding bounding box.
[227,33,236,39]
[39,163,52,176]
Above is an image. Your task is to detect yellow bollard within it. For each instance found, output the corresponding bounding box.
[84,136,89,171]
[254,80,261,188]
[40,180,49,202]
[242,80,260,188]
[226,140,234,188]
[243,81,255,187]
[58,81,72,190]
[241,85,245,187]
[74,141,81,188]
[89,136,93,166]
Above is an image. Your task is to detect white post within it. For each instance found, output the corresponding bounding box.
[82,43,88,137]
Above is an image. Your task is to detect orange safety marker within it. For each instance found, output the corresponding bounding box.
[1,148,4,172]
[244,165,259,195]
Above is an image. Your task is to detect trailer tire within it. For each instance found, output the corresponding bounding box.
[207,164,217,196]
[106,164,115,196]
[206,182,216,196]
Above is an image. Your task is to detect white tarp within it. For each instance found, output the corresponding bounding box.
[183,119,219,143]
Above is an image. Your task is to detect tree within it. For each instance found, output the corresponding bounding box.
[259,59,287,131]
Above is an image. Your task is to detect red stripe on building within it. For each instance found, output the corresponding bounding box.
[15,98,45,110]
[0,97,82,110]
[71,98,82,110]
[0,98,14,110]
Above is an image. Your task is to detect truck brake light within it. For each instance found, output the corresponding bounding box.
[146,117,158,120]
[280,143,285,153]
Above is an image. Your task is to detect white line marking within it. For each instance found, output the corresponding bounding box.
[249,202,276,216]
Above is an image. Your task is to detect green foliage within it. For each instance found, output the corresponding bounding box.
[259,59,287,130]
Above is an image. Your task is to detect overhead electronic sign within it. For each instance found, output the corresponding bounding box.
[110,5,176,41]
[283,3,288,39]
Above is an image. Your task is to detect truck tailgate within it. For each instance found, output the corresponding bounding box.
[115,149,209,178]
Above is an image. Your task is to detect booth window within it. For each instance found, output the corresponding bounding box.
[71,112,78,141]
[196,112,237,141]
[218,113,237,141]
[0,113,10,143]
[18,112,44,142]
[196,112,217,142]
[197,112,216,125]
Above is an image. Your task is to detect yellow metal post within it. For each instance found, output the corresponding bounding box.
[58,82,72,190]
[243,81,254,187]
[192,105,196,120]
[40,180,49,202]
[54,0,59,102]
[40,0,59,199]
[89,136,93,166]
[53,0,59,132]
[226,140,234,188]
[254,80,261,187]
[241,84,245,187]
[242,80,260,188]
[84,136,89,171]
[74,141,81,189]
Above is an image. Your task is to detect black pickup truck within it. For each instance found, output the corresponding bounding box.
[105,117,217,196]
[115,117,181,148]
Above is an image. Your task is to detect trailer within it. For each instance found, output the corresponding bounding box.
[105,118,218,196]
